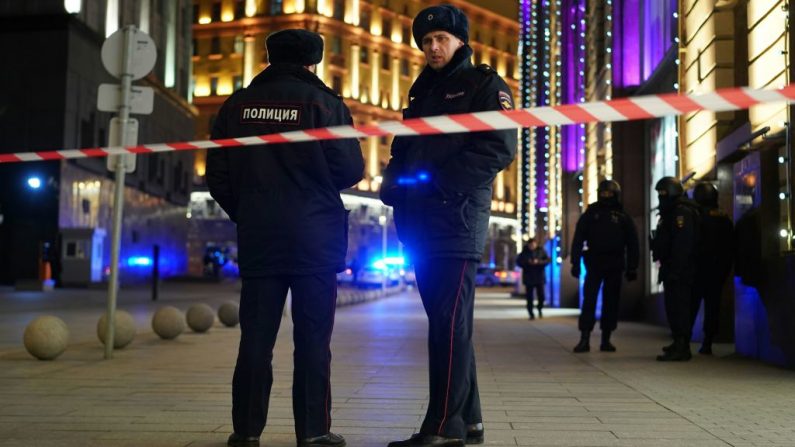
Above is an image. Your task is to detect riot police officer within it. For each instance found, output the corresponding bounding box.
[206,29,363,447]
[570,180,639,353]
[690,182,733,354]
[651,177,700,362]
[380,5,517,446]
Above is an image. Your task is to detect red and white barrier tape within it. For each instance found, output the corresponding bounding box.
[1,84,794,164]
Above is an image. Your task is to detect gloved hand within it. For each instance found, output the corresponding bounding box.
[625,270,638,282]
[379,179,403,206]
[571,266,581,278]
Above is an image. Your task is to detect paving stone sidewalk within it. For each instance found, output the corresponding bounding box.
[0,285,793,447]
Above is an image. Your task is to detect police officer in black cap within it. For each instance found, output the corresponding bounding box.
[651,176,700,362]
[689,182,733,355]
[206,29,363,447]
[380,4,517,447]
[570,180,639,353]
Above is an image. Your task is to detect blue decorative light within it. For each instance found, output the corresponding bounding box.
[27,177,42,189]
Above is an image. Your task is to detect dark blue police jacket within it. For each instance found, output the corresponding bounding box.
[206,64,364,277]
[380,46,517,261]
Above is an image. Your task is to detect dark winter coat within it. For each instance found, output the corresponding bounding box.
[516,247,550,285]
[206,64,364,277]
[380,46,517,260]
[571,200,640,272]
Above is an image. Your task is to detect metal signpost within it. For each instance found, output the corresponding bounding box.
[98,25,156,359]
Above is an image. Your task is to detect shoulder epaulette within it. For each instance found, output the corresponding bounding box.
[476,64,497,76]
[317,84,343,100]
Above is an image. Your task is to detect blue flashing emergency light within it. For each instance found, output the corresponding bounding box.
[127,256,153,267]
[372,256,406,270]
[397,171,431,185]
[397,177,418,185]
[27,177,42,189]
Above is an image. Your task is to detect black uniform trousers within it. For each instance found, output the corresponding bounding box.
[579,265,622,332]
[663,277,693,339]
[232,273,337,439]
[524,283,545,315]
[414,258,481,439]
[690,270,723,339]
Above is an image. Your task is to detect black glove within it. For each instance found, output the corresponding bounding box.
[379,183,403,207]
[571,266,581,278]
[625,270,638,282]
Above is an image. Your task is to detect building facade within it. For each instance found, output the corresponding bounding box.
[0,0,197,286]
[679,0,794,367]
[189,0,522,274]
[522,0,795,367]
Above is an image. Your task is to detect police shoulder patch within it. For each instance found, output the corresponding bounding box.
[498,91,513,110]
[240,103,302,125]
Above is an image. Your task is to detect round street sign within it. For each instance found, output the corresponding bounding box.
[101,27,157,81]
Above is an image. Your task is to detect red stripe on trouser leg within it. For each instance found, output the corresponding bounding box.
[325,286,336,433]
[438,260,468,435]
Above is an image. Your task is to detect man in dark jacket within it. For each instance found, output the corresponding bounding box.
[380,5,517,447]
[206,29,363,447]
[570,180,639,353]
[690,182,733,355]
[651,177,700,362]
[515,238,550,319]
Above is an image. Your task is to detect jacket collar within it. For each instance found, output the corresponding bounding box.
[409,45,474,98]
[249,63,337,96]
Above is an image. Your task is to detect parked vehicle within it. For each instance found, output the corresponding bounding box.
[355,266,401,288]
[402,267,416,285]
[495,268,520,286]
[336,267,354,284]
[475,267,500,287]
[476,266,520,287]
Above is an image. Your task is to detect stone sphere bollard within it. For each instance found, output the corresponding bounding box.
[97,310,137,349]
[24,316,69,360]
[152,306,186,340]
[186,304,215,333]
[217,301,240,327]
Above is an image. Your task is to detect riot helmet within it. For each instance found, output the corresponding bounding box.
[655,176,683,211]
[693,182,719,208]
[597,180,621,203]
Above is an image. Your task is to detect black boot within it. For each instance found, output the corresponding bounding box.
[388,433,464,447]
[600,330,616,352]
[227,433,259,447]
[537,307,543,319]
[699,336,713,355]
[656,337,692,361]
[662,341,676,353]
[466,423,484,444]
[573,331,590,353]
[298,433,346,447]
